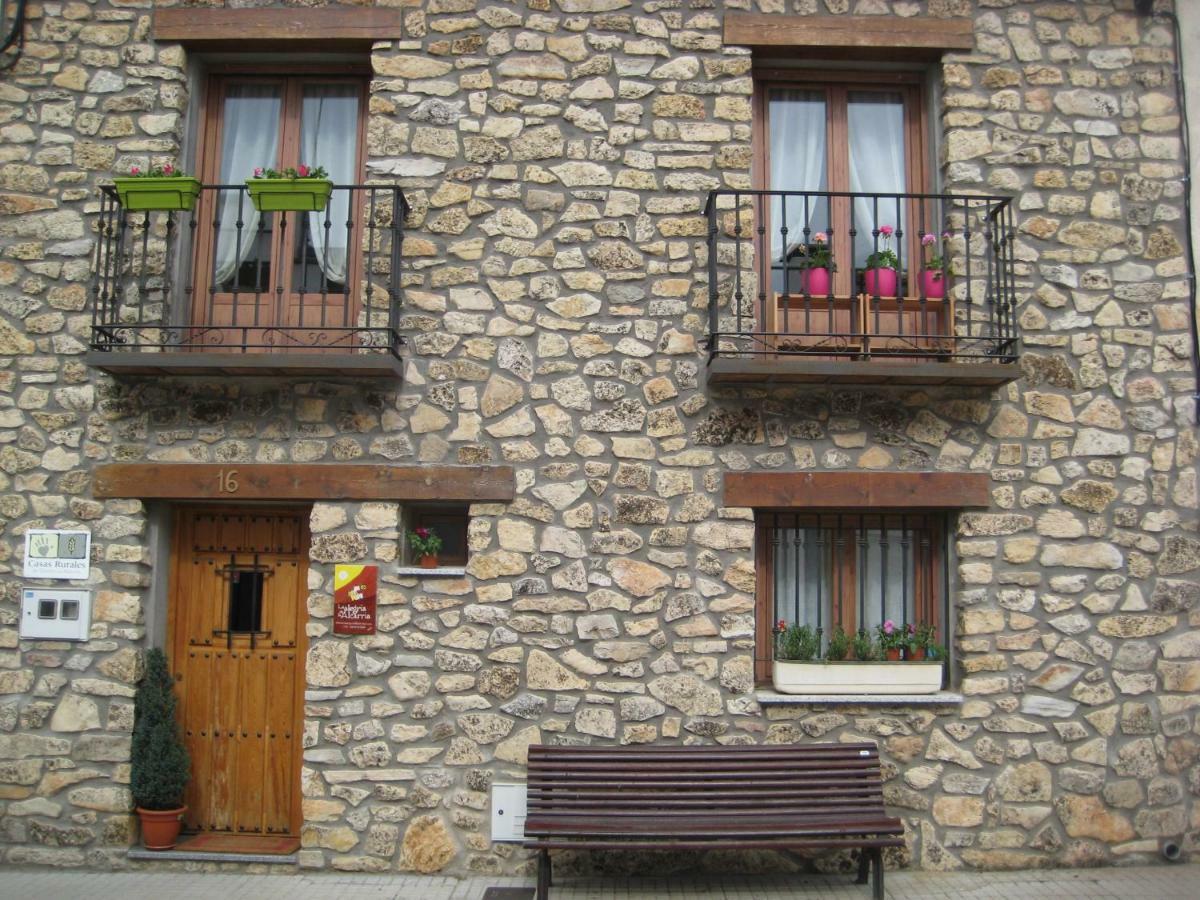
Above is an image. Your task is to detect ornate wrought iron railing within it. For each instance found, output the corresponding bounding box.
[704,189,1019,364]
[90,184,408,358]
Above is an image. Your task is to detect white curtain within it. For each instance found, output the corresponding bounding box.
[301,85,358,285]
[859,528,913,631]
[773,526,914,633]
[773,527,826,629]
[768,91,827,269]
[213,85,282,286]
[848,92,907,270]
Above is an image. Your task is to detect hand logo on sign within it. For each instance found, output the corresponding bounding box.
[30,534,55,559]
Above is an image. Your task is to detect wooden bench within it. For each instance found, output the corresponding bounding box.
[523,742,904,900]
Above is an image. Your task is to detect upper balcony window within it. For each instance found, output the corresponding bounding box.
[89,71,407,377]
[705,71,1018,386]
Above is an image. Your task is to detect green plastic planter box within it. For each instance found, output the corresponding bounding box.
[245,178,334,213]
[113,176,202,212]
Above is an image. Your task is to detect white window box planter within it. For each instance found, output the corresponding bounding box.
[773,659,944,696]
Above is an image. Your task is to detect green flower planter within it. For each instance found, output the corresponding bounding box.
[245,178,334,212]
[113,176,202,212]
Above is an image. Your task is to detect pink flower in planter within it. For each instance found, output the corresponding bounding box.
[813,232,827,243]
[921,232,936,246]
[879,224,894,238]
[130,166,140,175]
[254,167,264,177]
[297,164,310,177]
[163,164,174,175]
[416,527,431,539]
[883,619,895,635]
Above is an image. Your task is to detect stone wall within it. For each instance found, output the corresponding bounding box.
[1,0,1197,879]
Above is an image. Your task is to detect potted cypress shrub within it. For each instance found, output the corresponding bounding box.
[246,163,333,212]
[131,647,190,850]
[112,163,202,212]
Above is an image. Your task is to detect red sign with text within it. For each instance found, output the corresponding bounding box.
[333,564,377,635]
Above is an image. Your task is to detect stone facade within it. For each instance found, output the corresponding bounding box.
[1,0,1197,880]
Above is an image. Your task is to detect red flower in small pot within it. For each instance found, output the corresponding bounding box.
[407,526,443,567]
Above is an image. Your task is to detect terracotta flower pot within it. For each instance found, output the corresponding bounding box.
[884,648,902,662]
[137,806,186,850]
[419,554,439,569]
[799,267,831,296]
[864,267,898,297]
[907,647,927,661]
[921,269,946,299]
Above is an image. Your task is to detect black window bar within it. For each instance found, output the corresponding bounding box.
[762,511,949,658]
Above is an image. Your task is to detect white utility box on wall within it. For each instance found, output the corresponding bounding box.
[491,782,528,842]
[20,589,92,641]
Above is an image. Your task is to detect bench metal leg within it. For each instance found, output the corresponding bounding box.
[855,849,870,885]
[872,848,885,900]
[537,848,551,900]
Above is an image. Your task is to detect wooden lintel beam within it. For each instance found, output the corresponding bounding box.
[153,8,404,45]
[724,13,975,52]
[724,471,990,509]
[93,464,515,502]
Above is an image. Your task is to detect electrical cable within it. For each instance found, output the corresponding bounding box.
[1138,2,1199,424]
[0,0,27,70]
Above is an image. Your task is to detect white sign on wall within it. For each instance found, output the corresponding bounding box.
[23,530,91,580]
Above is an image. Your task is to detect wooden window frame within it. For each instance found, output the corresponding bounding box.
[191,71,369,335]
[752,70,931,300]
[753,510,947,685]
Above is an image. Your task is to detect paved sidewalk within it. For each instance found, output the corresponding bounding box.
[0,863,1196,900]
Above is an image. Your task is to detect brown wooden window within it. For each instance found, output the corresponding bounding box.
[192,73,368,342]
[752,72,953,352]
[754,72,929,292]
[754,512,947,683]
[406,504,470,567]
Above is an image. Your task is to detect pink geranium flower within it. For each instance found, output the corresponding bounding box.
[921,232,936,246]
[130,166,140,175]
[297,164,309,177]
[254,167,264,177]
[880,224,894,238]
[162,164,174,175]
[813,232,827,243]
[883,619,895,635]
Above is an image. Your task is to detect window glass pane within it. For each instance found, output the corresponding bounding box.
[772,526,825,630]
[294,85,360,294]
[859,527,914,632]
[228,569,264,633]
[847,91,906,271]
[768,90,828,293]
[214,84,282,292]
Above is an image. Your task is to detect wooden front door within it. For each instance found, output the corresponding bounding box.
[169,507,309,836]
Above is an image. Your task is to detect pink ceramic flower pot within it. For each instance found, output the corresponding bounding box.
[799,267,831,295]
[863,267,898,297]
[921,269,946,299]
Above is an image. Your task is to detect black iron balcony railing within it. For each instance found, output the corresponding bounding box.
[89,184,408,362]
[704,189,1019,372]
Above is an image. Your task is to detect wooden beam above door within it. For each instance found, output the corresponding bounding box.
[93,464,516,502]
[153,8,404,47]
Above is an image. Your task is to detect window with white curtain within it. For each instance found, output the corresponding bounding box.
[757,74,926,296]
[756,512,946,670]
[200,75,365,313]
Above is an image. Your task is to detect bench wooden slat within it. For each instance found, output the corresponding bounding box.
[524,742,902,900]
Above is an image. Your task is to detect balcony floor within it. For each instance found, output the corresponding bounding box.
[707,355,1019,387]
[85,350,403,378]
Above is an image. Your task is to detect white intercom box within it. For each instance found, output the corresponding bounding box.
[20,589,92,641]
[491,782,528,842]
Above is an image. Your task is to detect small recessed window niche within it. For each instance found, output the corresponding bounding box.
[397,503,469,575]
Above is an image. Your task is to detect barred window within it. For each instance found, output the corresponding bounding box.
[754,512,948,682]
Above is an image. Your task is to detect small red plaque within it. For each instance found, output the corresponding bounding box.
[333,564,377,635]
